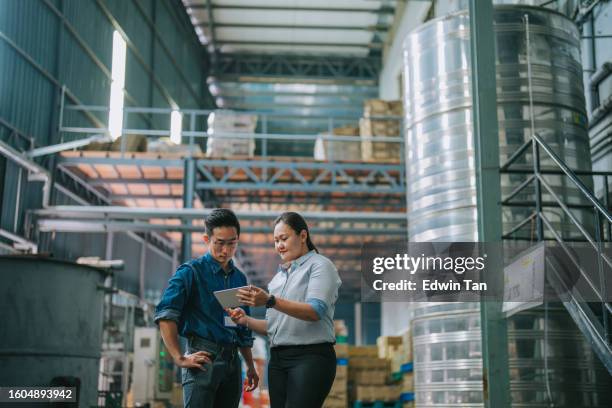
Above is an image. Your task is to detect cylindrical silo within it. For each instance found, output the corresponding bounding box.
[0,256,108,407]
[402,5,611,407]
[404,5,592,243]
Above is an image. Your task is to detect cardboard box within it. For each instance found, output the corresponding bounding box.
[335,343,349,358]
[353,370,388,385]
[353,385,401,402]
[334,320,349,337]
[329,379,347,394]
[323,401,347,408]
[360,118,401,162]
[377,336,403,359]
[400,329,413,363]
[360,99,403,163]
[336,365,348,382]
[349,357,389,370]
[377,336,403,347]
[314,127,361,162]
[363,99,403,117]
[170,383,183,407]
[348,346,378,358]
[324,378,347,408]
[401,372,414,393]
[110,134,148,152]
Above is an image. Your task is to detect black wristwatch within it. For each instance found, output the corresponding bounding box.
[265,294,276,309]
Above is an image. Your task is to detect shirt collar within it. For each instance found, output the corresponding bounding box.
[279,250,316,273]
[204,252,236,275]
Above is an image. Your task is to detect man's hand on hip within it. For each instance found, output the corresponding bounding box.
[175,351,212,370]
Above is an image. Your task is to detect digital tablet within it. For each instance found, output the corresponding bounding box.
[213,286,250,308]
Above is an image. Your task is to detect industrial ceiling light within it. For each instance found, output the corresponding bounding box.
[170,109,183,144]
[108,31,127,141]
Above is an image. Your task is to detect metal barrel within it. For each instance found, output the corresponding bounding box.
[0,256,108,407]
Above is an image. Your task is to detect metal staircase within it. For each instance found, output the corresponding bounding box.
[501,132,612,374]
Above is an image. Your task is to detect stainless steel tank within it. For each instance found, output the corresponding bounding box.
[0,256,108,407]
[412,307,611,407]
[404,5,592,242]
[402,5,610,407]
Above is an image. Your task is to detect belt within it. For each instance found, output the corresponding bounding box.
[271,342,334,351]
[187,335,237,361]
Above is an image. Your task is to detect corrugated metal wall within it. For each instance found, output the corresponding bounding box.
[581,2,612,198]
[0,0,209,296]
[1,0,212,147]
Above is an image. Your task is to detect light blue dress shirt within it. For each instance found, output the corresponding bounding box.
[266,250,342,347]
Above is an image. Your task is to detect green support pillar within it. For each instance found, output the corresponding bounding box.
[468,1,511,407]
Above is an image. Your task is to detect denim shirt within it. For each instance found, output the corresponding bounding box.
[154,252,253,347]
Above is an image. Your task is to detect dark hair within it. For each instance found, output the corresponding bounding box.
[274,212,318,253]
[205,208,240,236]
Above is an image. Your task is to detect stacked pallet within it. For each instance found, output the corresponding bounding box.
[377,331,413,374]
[85,134,148,152]
[348,346,402,403]
[324,361,348,408]
[377,331,415,408]
[323,320,350,408]
[377,336,402,360]
[206,110,256,157]
[147,137,202,155]
[360,99,403,162]
[314,125,361,161]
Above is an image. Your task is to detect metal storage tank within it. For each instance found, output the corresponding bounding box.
[402,5,611,407]
[0,256,108,407]
[411,305,611,407]
[404,5,592,242]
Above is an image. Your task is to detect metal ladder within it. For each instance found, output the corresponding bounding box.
[500,132,612,374]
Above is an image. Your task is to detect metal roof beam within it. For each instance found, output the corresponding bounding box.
[88,178,182,186]
[205,0,217,56]
[196,22,390,32]
[187,4,396,14]
[35,220,406,235]
[215,40,384,49]
[34,205,407,222]
[213,54,381,80]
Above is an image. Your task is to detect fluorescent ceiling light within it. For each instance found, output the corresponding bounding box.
[108,31,127,141]
[170,109,183,144]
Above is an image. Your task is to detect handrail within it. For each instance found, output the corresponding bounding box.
[57,102,405,162]
[500,131,612,369]
[539,212,612,314]
[500,138,533,172]
[533,133,612,224]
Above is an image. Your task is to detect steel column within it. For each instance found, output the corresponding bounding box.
[139,238,146,300]
[354,302,363,346]
[468,1,511,407]
[181,159,195,261]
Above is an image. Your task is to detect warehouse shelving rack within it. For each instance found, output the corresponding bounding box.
[15,99,409,300]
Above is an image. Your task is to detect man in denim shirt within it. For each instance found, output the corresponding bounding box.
[155,209,258,408]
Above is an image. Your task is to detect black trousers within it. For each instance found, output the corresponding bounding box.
[268,343,337,408]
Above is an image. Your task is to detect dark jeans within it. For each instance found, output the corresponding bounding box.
[182,337,241,408]
[268,343,336,408]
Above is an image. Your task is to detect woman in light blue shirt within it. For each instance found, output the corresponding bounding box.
[228,212,341,408]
